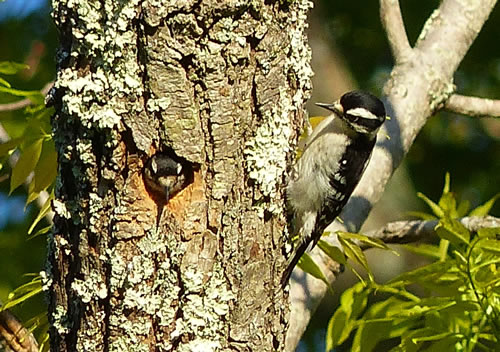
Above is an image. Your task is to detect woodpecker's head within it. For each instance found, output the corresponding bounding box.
[316,90,386,135]
[144,154,190,202]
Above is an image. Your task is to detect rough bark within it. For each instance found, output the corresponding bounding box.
[47,0,312,351]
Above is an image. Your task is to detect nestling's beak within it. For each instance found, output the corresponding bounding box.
[315,100,343,116]
[164,186,170,202]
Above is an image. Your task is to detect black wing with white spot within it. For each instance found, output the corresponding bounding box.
[315,135,376,243]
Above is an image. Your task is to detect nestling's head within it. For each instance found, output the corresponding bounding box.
[316,90,386,135]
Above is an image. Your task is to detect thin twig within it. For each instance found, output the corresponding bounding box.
[0,81,53,112]
[380,0,412,63]
[445,94,500,118]
[363,216,500,248]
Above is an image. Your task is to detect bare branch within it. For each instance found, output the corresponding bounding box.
[380,0,412,63]
[445,94,500,118]
[415,0,497,75]
[0,99,32,112]
[364,216,500,247]
[0,308,38,352]
[0,81,53,112]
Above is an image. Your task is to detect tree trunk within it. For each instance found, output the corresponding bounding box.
[47,0,312,351]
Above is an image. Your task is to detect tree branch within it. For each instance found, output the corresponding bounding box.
[364,216,500,246]
[0,307,38,352]
[0,81,53,112]
[445,94,500,118]
[380,0,412,63]
[285,0,498,350]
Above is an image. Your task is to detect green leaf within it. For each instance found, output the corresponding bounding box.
[389,260,454,285]
[387,304,431,319]
[33,140,57,193]
[402,243,441,259]
[417,192,444,218]
[2,276,42,311]
[477,227,500,238]
[326,306,350,350]
[26,182,40,207]
[356,319,417,351]
[405,211,437,221]
[39,332,50,352]
[326,282,369,349]
[452,249,467,266]
[0,85,42,98]
[367,296,406,319]
[476,239,500,255]
[28,225,52,239]
[353,299,416,352]
[456,199,470,217]
[341,282,370,318]
[28,190,54,235]
[0,137,22,157]
[0,61,29,75]
[474,268,500,288]
[422,335,461,352]
[382,298,459,320]
[318,239,346,264]
[297,252,331,288]
[10,138,43,193]
[400,328,431,351]
[438,239,450,261]
[438,173,457,218]
[412,331,454,343]
[469,193,500,216]
[23,312,48,337]
[438,192,457,218]
[337,231,400,254]
[338,236,373,281]
[471,256,500,273]
[475,333,498,343]
[418,296,465,309]
[442,172,451,194]
[435,218,470,246]
[418,277,463,296]
[0,76,11,87]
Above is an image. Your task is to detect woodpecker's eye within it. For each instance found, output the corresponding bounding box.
[346,113,359,123]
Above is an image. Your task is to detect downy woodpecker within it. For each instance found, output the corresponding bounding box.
[143,153,193,228]
[144,154,188,202]
[282,90,386,286]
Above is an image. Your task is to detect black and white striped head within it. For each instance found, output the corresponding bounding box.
[316,90,386,135]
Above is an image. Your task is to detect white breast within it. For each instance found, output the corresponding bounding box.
[287,115,351,237]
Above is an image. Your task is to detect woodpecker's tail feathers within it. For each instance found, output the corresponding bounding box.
[281,238,310,288]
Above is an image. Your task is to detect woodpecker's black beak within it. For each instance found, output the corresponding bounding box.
[315,101,344,116]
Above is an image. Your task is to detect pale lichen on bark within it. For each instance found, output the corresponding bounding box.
[245,1,313,213]
[49,0,312,351]
[49,0,151,349]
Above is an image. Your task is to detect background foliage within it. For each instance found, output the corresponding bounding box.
[0,0,56,346]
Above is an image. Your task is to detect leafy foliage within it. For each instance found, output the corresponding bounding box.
[0,61,55,352]
[322,174,500,352]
